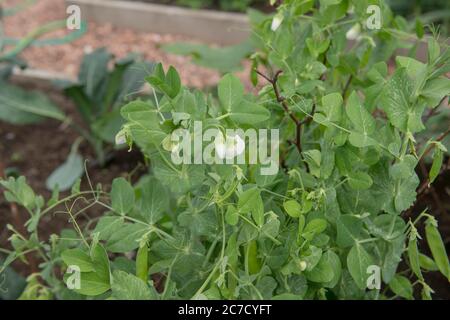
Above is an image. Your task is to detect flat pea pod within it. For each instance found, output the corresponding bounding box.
[246,240,261,275]
[407,238,423,280]
[425,220,450,280]
[136,244,149,282]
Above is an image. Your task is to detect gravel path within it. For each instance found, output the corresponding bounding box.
[2,0,242,88]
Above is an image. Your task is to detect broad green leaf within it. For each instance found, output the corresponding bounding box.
[394,173,419,212]
[346,92,376,138]
[111,270,156,300]
[348,171,373,190]
[305,252,335,283]
[136,177,169,224]
[370,214,405,241]
[111,178,135,215]
[382,68,424,133]
[348,132,377,148]
[74,244,111,296]
[302,219,327,241]
[0,176,36,211]
[0,83,66,124]
[120,101,166,149]
[322,251,342,288]
[218,73,244,112]
[225,205,239,226]
[46,149,84,192]
[165,66,182,99]
[94,216,125,241]
[347,243,373,290]
[61,249,94,272]
[337,215,362,247]
[238,187,264,226]
[106,223,149,253]
[421,77,450,107]
[229,101,270,125]
[283,200,302,218]
[78,48,111,99]
[321,92,343,122]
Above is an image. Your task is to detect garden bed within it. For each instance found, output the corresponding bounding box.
[65,0,251,44]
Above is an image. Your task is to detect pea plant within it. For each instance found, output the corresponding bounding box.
[1,0,450,300]
[45,49,153,191]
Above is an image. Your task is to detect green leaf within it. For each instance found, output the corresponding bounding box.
[348,171,373,190]
[394,173,419,212]
[238,187,264,226]
[321,92,343,122]
[61,249,95,272]
[0,176,36,211]
[347,243,373,290]
[389,275,413,299]
[78,48,112,100]
[346,92,376,134]
[305,251,335,283]
[0,83,66,124]
[94,216,125,241]
[46,148,84,192]
[111,178,135,215]
[74,244,111,296]
[370,214,405,241]
[382,68,424,133]
[302,219,327,241]
[337,215,362,247]
[229,101,270,125]
[225,205,239,226]
[120,101,166,149]
[165,66,182,99]
[136,177,169,224]
[106,223,149,253]
[218,73,244,112]
[283,200,302,218]
[112,270,156,300]
[146,64,181,99]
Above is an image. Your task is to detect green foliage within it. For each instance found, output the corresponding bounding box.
[1,0,450,301]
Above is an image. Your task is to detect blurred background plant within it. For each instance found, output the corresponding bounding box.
[387,0,450,35]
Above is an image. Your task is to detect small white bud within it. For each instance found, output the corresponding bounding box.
[271,13,284,31]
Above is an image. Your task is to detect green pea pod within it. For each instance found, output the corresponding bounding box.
[407,238,423,280]
[136,244,149,283]
[226,234,238,298]
[425,220,450,281]
[246,240,261,275]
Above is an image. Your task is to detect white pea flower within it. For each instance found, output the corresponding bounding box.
[115,129,127,145]
[271,13,284,31]
[162,134,180,153]
[299,261,307,271]
[215,133,245,160]
[346,23,361,41]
